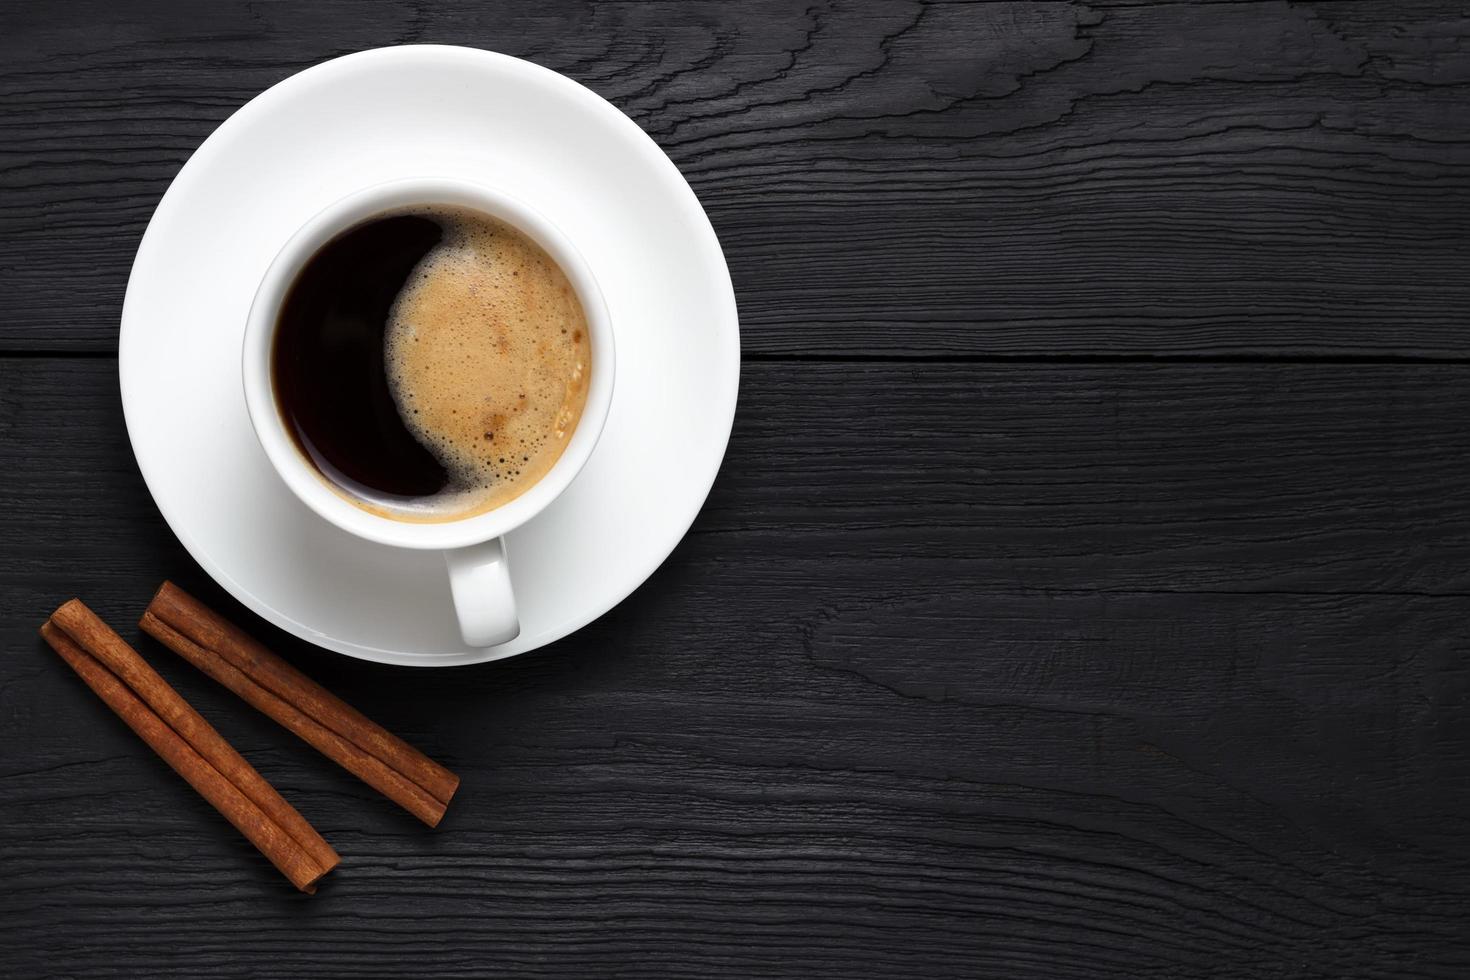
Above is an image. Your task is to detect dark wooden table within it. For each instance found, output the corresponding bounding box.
[4,2,1469,977]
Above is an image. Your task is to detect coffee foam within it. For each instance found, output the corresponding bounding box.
[379,207,590,519]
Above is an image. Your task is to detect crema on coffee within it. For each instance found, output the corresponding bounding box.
[272,207,591,521]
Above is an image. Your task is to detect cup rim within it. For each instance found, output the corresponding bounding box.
[241,176,615,551]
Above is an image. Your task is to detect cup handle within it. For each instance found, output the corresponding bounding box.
[445,538,520,647]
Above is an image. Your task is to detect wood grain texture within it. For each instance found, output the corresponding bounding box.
[5,1,1470,977]
[2,359,1469,977]
[2,1,1469,355]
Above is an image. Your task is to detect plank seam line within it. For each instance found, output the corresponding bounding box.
[7,351,1470,366]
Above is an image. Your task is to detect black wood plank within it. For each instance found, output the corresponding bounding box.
[2,358,1467,977]
[10,358,1470,606]
[2,1,1469,356]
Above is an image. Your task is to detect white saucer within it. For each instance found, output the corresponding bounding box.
[119,46,739,667]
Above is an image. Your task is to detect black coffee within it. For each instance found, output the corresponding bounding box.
[273,214,448,500]
[272,208,592,520]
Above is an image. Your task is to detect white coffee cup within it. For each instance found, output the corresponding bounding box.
[242,177,615,648]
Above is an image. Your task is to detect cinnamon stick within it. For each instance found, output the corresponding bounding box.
[51,601,340,876]
[41,607,338,893]
[142,582,459,826]
[141,609,447,827]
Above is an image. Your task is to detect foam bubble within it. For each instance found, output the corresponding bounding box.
[379,207,591,519]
